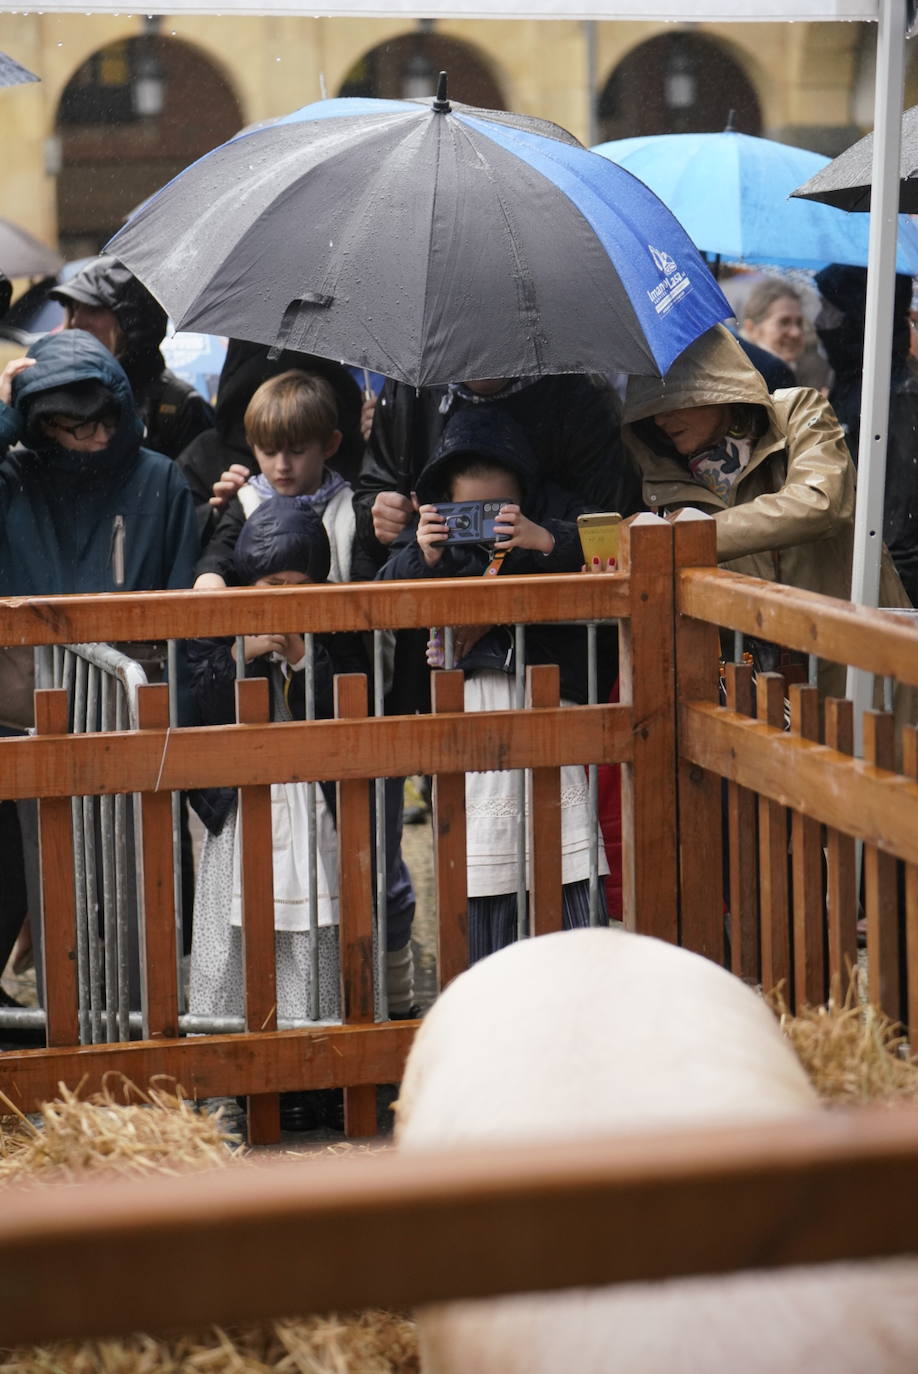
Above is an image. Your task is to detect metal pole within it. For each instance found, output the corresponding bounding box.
[845,0,906,739]
[584,20,599,149]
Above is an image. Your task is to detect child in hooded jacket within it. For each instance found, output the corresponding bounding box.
[187,499,349,1027]
[380,407,613,963]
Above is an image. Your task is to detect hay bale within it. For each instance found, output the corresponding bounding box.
[0,1078,246,1187]
[774,980,918,1106]
[0,1080,419,1374]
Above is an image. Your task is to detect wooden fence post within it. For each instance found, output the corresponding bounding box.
[235,676,280,1146]
[863,710,900,1023]
[671,510,723,962]
[431,670,468,990]
[757,673,792,1004]
[724,662,759,984]
[136,684,178,1040]
[35,689,79,1049]
[825,698,857,997]
[527,663,563,937]
[335,674,377,1138]
[618,513,677,942]
[789,683,825,1008]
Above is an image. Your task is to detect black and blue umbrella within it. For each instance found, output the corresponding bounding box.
[107,80,731,387]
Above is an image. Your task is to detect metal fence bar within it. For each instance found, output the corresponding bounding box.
[99,674,118,1043]
[70,654,92,1045]
[303,632,320,1022]
[167,639,185,1017]
[82,663,104,1043]
[586,621,601,925]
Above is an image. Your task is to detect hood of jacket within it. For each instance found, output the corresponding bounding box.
[415,405,541,507]
[815,263,912,379]
[50,256,167,360]
[624,324,774,428]
[12,328,144,474]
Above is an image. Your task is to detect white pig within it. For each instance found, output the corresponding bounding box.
[396,927,918,1374]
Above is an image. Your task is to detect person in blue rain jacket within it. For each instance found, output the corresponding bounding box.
[0,328,197,597]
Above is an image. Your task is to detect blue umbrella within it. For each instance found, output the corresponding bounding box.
[593,127,918,275]
[107,79,731,386]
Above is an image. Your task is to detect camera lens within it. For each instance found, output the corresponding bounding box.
[454,514,471,531]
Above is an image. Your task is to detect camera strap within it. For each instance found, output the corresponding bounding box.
[483,547,508,578]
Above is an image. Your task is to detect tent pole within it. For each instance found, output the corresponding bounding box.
[845,0,906,747]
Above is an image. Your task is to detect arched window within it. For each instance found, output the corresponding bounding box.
[598,33,761,143]
[56,33,242,257]
[338,31,504,111]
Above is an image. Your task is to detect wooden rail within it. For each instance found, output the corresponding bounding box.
[0,1105,917,1346]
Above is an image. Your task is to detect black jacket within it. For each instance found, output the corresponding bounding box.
[186,630,366,834]
[378,413,617,707]
[353,373,638,579]
[816,264,918,605]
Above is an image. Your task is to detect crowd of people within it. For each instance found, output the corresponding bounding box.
[0,252,914,1065]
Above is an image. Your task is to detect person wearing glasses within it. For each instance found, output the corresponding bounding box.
[0,329,198,1007]
[0,329,196,597]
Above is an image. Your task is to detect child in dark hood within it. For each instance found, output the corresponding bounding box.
[187,498,346,1041]
[381,407,611,964]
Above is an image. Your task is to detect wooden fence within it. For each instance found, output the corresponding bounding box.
[0,512,677,1141]
[671,510,918,1030]
[2,508,918,1344]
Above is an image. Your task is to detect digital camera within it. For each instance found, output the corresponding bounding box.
[436,499,505,544]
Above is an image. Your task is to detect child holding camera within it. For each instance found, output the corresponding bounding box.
[379,407,613,962]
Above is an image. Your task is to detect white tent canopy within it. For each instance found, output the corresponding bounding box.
[0,0,887,14]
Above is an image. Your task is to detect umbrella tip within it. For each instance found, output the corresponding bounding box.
[432,71,450,113]
[724,108,737,133]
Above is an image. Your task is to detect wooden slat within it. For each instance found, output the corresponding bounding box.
[724,662,758,984]
[680,701,918,866]
[2,1105,918,1347]
[672,511,722,960]
[432,671,469,989]
[136,686,178,1040]
[678,567,918,689]
[0,1022,416,1114]
[790,684,825,1008]
[825,698,857,995]
[0,704,632,802]
[904,727,918,1042]
[0,574,632,646]
[863,711,900,1023]
[757,674,791,1003]
[619,514,677,941]
[527,664,563,938]
[235,676,280,1146]
[335,674,377,1138]
[34,690,79,1047]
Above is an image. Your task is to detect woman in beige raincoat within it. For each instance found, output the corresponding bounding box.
[622,324,911,699]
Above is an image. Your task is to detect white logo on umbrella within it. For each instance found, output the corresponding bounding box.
[647,243,691,318]
[648,244,678,275]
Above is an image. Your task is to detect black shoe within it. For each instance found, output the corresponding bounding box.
[389,1003,422,1021]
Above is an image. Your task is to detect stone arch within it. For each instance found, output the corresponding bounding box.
[597,31,762,144]
[54,32,243,257]
[337,30,505,111]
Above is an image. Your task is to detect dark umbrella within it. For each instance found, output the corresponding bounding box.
[0,219,62,278]
[0,51,39,88]
[107,78,731,387]
[791,104,918,213]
